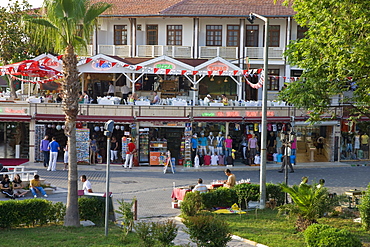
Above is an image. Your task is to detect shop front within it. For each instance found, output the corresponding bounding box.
[136,116,190,166]
[33,114,134,164]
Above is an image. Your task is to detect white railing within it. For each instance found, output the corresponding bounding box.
[164,46,193,58]
[0,166,38,181]
[199,46,238,59]
[245,47,285,59]
[76,45,93,56]
[98,45,131,57]
[137,45,164,57]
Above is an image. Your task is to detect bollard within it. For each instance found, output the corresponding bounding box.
[133,199,138,220]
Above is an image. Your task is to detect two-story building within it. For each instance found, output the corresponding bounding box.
[1,0,367,165]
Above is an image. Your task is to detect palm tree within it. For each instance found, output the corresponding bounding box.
[279,183,338,231]
[26,0,111,226]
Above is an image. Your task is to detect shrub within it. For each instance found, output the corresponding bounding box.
[0,199,65,229]
[152,219,178,246]
[134,220,178,247]
[115,197,136,240]
[359,183,370,230]
[134,221,156,247]
[78,197,105,226]
[183,214,231,247]
[201,187,238,209]
[181,192,204,217]
[234,183,259,209]
[266,183,285,206]
[304,224,362,247]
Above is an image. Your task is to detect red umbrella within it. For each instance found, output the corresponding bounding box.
[0,60,61,78]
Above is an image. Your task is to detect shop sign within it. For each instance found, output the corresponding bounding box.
[200,111,275,117]
[245,111,275,117]
[0,108,27,114]
[207,62,229,71]
[154,62,176,70]
[40,58,60,68]
[92,61,113,71]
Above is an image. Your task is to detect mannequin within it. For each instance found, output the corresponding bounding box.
[207,132,215,155]
[198,132,208,155]
[240,136,248,163]
[216,132,225,156]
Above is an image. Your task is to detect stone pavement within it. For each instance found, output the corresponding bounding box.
[2,159,368,247]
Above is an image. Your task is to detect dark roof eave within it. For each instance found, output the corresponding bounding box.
[99,14,294,18]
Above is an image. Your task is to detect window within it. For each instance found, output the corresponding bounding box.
[246,25,258,47]
[268,25,280,47]
[267,69,280,91]
[206,25,222,46]
[114,25,127,45]
[167,25,182,46]
[227,25,239,47]
[147,25,158,45]
[297,25,308,40]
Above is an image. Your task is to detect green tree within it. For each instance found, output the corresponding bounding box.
[279,0,370,121]
[279,183,337,231]
[25,0,111,227]
[0,0,43,98]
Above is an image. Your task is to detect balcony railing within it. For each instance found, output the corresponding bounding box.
[199,46,238,59]
[77,45,285,60]
[245,47,285,59]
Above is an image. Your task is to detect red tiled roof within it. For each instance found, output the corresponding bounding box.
[92,0,295,17]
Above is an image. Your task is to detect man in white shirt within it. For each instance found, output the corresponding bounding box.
[203,94,212,105]
[192,178,208,193]
[80,175,93,194]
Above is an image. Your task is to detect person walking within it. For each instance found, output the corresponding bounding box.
[47,137,60,171]
[123,139,136,169]
[40,135,50,167]
[110,136,119,163]
[30,174,48,198]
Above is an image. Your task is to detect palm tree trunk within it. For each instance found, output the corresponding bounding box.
[63,44,80,227]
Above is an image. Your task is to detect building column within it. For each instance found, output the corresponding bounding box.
[284,17,292,86]
[130,18,137,57]
[193,18,199,59]
[29,119,36,162]
[239,19,246,100]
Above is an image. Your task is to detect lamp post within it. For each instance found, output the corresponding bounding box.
[104,120,114,236]
[247,12,269,209]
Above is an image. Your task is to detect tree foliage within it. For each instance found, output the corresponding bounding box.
[279,0,370,120]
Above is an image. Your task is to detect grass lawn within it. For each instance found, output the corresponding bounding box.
[219,208,370,247]
[0,224,142,247]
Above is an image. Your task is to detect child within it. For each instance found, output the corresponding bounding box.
[63,144,68,171]
[254,153,261,165]
[211,152,219,166]
[194,154,200,168]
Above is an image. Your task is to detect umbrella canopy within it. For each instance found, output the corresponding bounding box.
[0,60,61,78]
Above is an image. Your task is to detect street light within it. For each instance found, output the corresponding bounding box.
[248,12,269,209]
[104,120,114,236]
